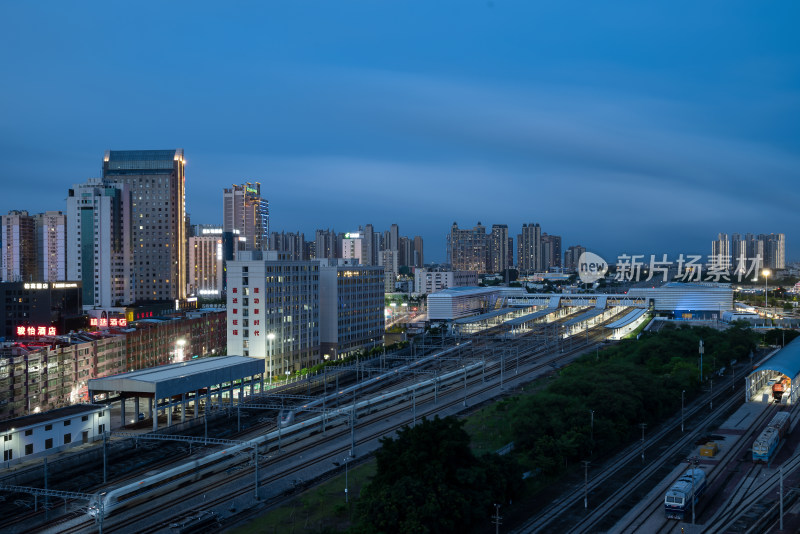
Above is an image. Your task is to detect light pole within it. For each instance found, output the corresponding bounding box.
[681,390,685,432]
[589,410,594,450]
[267,333,275,386]
[699,339,704,383]
[763,269,771,310]
[344,457,350,503]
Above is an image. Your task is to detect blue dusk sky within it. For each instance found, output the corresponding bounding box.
[1,1,798,263]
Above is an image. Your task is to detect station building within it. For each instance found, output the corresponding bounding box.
[0,404,109,466]
[746,337,799,405]
[88,355,265,431]
[427,287,503,320]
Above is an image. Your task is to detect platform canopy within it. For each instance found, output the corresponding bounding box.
[88,356,264,400]
[605,308,648,330]
[752,337,800,380]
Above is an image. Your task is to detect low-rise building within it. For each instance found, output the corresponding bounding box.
[414,269,478,295]
[0,331,125,420]
[0,404,109,466]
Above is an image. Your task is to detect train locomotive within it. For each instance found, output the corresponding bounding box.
[664,467,706,520]
[752,411,791,463]
[772,377,791,402]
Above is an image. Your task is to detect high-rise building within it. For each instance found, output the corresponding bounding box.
[731,233,746,263]
[342,231,364,263]
[447,222,488,273]
[413,235,424,268]
[489,224,509,273]
[363,224,377,266]
[314,229,337,260]
[398,236,414,267]
[34,211,66,282]
[517,223,542,272]
[223,182,269,255]
[761,233,786,270]
[188,234,223,297]
[381,249,399,292]
[67,178,133,308]
[102,149,187,302]
[389,224,400,252]
[268,231,306,261]
[541,233,562,270]
[711,233,731,269]
[564,245,586,272]
[226,251,320,377]
[2,210,37,282]
[319,259,384,360]
[745,233,764,270]
[507,237,514,268]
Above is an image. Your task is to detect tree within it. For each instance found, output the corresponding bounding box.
[352,416,519,534]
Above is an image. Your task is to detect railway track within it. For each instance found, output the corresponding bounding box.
[511,367,755,534]
[43,322,617,534]
[608,402,778,534]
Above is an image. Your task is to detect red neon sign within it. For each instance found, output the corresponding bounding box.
[90,317,127,327]
[16,326,56,337]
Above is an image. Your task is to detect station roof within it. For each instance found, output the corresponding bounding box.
[453,307,531,325]
[88,356,264,399]
[430,286,499,296]
[753,337,800,380]
[605,308,648,330]
[0,404,104,434]
[562,308,606,328]
[505,307,558,327]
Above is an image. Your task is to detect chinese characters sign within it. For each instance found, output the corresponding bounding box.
[16,326,56,337]
[613,254,763,283]
[90,317,128,327]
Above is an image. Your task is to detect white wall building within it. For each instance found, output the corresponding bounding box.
[226,251,320,379]
[427,287,502,320]
[341,233,364,264]
[414,269,478,295]
[0,404,109,466]
[67,178,132,308]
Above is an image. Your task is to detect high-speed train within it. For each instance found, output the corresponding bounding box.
[89,342,477,517]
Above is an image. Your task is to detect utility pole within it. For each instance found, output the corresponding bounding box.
[102,431,107,483]
[639,423,647,462]
[780,466,784,531]
[681,390,685,432]
[582,460,590,509]
[699,339,704,383]
[492,503,502,534]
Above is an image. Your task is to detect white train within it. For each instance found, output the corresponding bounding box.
[89,342,478,517]
[664,467,706,520]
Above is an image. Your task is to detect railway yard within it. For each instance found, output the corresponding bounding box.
[0,305,798,534]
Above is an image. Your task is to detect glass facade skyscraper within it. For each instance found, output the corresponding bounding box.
[102,149,187,302]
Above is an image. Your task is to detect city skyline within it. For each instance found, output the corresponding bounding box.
[1,2,798,262]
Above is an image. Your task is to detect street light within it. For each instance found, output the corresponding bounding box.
[762,269,771,309]
[175,338,186,363]
[267,333,276,384]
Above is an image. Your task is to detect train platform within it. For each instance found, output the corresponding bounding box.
[611,401,768,533]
